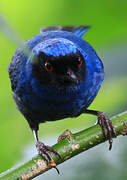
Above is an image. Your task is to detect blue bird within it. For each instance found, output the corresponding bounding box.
[8,26,116,170]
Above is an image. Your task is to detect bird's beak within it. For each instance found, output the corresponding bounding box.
[64,69,78,84]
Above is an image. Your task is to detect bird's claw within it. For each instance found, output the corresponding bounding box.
[36,141,61,174]
[97,111,117,150]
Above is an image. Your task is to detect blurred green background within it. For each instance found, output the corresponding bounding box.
[0,0,127,179]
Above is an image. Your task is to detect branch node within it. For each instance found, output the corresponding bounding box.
[57,129,73,143]
[121,122,127,135]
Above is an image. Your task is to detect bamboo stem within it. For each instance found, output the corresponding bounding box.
[0,111,127,180]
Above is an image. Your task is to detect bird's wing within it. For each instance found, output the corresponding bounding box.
[40,26,90,37]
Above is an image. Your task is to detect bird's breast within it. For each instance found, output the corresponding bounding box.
[24,82,86,121]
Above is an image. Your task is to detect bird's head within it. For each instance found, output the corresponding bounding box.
[32,38,86,87]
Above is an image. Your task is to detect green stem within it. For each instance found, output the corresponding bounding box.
[0,111,127,180]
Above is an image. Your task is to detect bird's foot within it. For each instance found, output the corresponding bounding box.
[97,111,117,150]
[36,141,61,174]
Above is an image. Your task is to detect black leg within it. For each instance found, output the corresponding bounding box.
[85,109,117,150]
[32,129,61,174]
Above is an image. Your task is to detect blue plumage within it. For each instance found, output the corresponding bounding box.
[9,28,104,124]
[9,26,116,169]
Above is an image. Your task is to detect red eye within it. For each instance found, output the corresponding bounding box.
[45,61,53,72]
[77,57,82,67]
